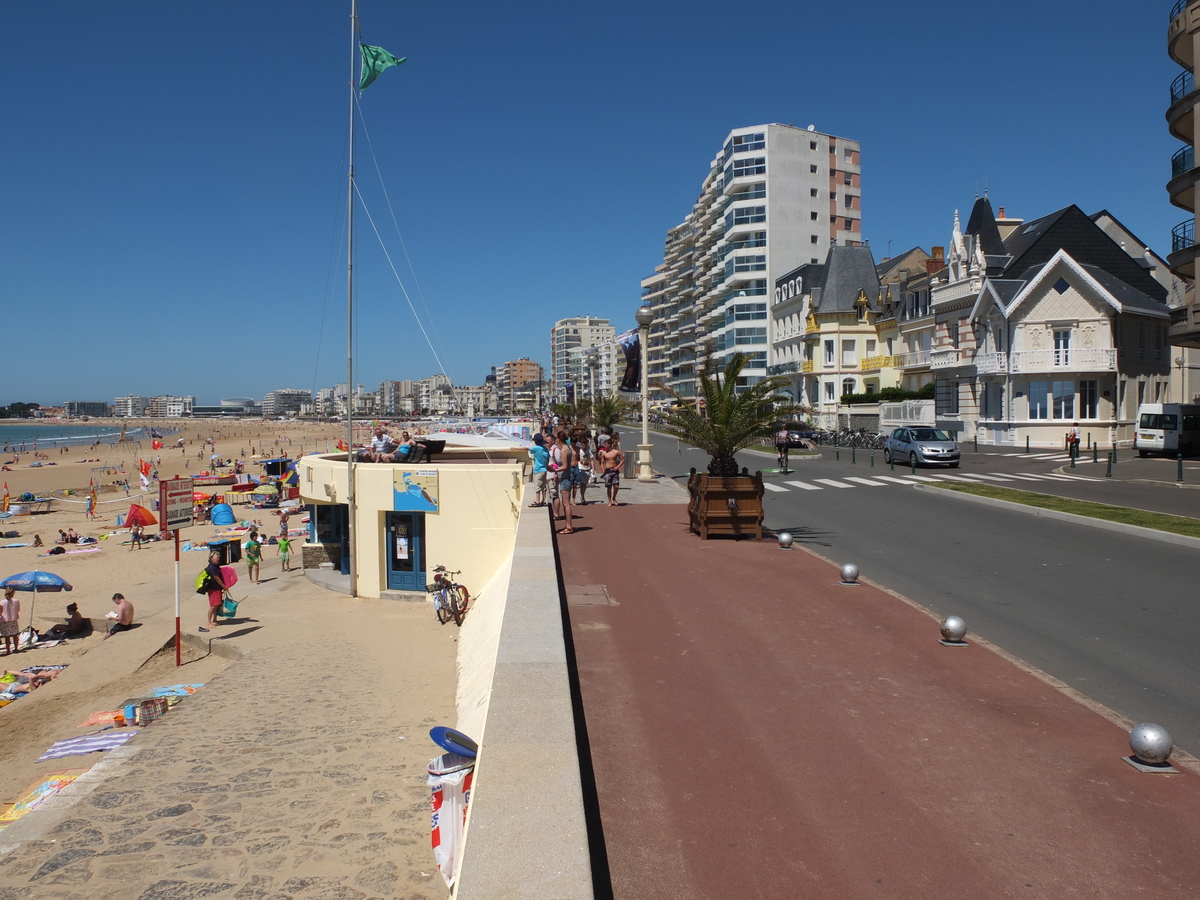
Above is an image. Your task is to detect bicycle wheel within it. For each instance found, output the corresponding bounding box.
[435,589,451,624]
[449,585,469,626]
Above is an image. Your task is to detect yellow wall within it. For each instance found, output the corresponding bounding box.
[297,455,524,599]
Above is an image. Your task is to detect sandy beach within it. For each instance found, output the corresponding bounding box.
[0,418,456,897]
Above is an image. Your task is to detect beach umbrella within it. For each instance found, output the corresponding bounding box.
[0,570,72,629]
[193,491,211,502]
[125,504,157,527]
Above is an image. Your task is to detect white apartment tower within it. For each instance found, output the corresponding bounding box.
[640,124,861,400]
[550,316,619,403]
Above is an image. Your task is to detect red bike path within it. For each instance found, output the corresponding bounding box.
[556,500,1200,899]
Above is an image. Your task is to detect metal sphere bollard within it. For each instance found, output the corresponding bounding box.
[1129,723,1174,765]
[839,563,859,584]
[777,532,794,549]
[939,615,967,642]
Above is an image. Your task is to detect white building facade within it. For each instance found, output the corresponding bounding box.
[549,316,621,404]
[640,124,861,401]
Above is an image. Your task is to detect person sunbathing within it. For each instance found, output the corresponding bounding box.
[0,667,63,693]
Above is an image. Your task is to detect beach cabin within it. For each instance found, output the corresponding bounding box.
[295,434,530,598]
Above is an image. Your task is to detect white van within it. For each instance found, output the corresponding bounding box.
[1135,403,1200,457]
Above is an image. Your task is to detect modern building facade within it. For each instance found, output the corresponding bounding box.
[1164,2,1200,403]
[261,389,311,418]
[549,317,622,404]
[64,401,111,418]
[113,396,150,417]
[640,123,861,402]
[496,358,543,413]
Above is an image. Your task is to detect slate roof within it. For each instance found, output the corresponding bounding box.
[813,245,880,314]
[875,247,924,281]
[964,196,1007,258]
[1080,265,1171,317]
[1000,205,1166,303]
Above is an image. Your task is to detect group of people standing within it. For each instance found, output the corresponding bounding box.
[528,427,625,535]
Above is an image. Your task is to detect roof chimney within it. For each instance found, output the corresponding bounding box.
[998,206,1005,218]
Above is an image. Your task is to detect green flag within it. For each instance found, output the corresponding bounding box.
[359,44,406,91]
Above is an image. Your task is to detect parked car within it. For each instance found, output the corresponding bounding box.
[775,421,815,448]
[883,427,960,467]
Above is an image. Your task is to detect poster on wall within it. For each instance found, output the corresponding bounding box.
[393,469,440,513]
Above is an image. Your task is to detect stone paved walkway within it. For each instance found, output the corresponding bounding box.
[0,572,458,899]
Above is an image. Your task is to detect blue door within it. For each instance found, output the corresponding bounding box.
[386,512,426,591]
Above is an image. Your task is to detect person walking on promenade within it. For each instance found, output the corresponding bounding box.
[572,437,592,506]
[599,433,624,507]
[1,588,21,655]
[200,551,228,632]
[554,430,577,534]
[529,434,549,507]
[245,531,262,584]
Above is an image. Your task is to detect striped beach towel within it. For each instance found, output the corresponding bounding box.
[36,731,135,762]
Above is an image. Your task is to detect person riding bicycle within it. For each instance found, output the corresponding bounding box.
[775,424,790,471]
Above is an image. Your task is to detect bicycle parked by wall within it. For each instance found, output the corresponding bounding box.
[428,565,470,626]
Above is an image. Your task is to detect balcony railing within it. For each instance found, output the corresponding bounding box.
[1172,69,1195,103]
[974,352,1008,374]
[929,348,962,369]
[1171,0,1198,21]
[801,360,814,373]
[859,354,897,371]
[1173,144,1196,179]
[1173,218,1196,253]
[1009,348,1117,372]
[896,350,931,368]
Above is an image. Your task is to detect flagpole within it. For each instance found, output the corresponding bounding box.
[346,0,358,597]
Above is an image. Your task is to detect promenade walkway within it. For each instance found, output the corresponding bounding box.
[0,567,457,899]
[557,478,1200,898]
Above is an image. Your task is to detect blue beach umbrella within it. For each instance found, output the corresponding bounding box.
[1,570,72,629]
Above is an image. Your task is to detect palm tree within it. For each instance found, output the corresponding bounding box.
[657,353,805,477]
[591,392,635,431]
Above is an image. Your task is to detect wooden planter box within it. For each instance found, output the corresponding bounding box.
[686,468,764,540]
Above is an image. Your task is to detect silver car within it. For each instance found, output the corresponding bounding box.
[883,427,960,468]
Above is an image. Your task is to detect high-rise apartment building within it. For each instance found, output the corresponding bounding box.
[639,124,861,401]
[261,389,311,418]
[1165,2,1200,403]
[113,396,150,417]
[496,358,543,413]
[550,317,622,403]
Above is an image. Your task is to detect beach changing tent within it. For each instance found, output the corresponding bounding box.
[210,503,236,526]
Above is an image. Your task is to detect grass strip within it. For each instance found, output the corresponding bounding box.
[931,482,1200,538]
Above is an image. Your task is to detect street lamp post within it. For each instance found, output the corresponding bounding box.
[587,350,599,405]
[635,306,655,481]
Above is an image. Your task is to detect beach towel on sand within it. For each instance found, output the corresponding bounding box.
[36,731,135,762]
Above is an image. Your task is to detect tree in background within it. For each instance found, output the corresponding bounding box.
[590,392,635,431]
[0,402,41,419]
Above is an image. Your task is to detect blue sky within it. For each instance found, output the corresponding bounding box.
[0,1,1183,405]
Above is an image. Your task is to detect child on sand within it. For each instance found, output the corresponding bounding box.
[278,534,292,572]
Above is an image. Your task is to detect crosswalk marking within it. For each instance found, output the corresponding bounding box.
[765,468,1096,494]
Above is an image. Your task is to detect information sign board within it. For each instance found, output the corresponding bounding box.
[160,478,194,531]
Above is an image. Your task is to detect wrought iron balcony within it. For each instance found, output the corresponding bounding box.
[1173,218,1196,253]
[1171,0,1198,21]
[1173,144,1195,179]
[1172,69,1194,103]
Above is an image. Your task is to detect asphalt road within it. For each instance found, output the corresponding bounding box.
[625,429,1200,756]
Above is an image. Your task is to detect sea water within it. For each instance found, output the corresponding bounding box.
[0,423,152,451]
